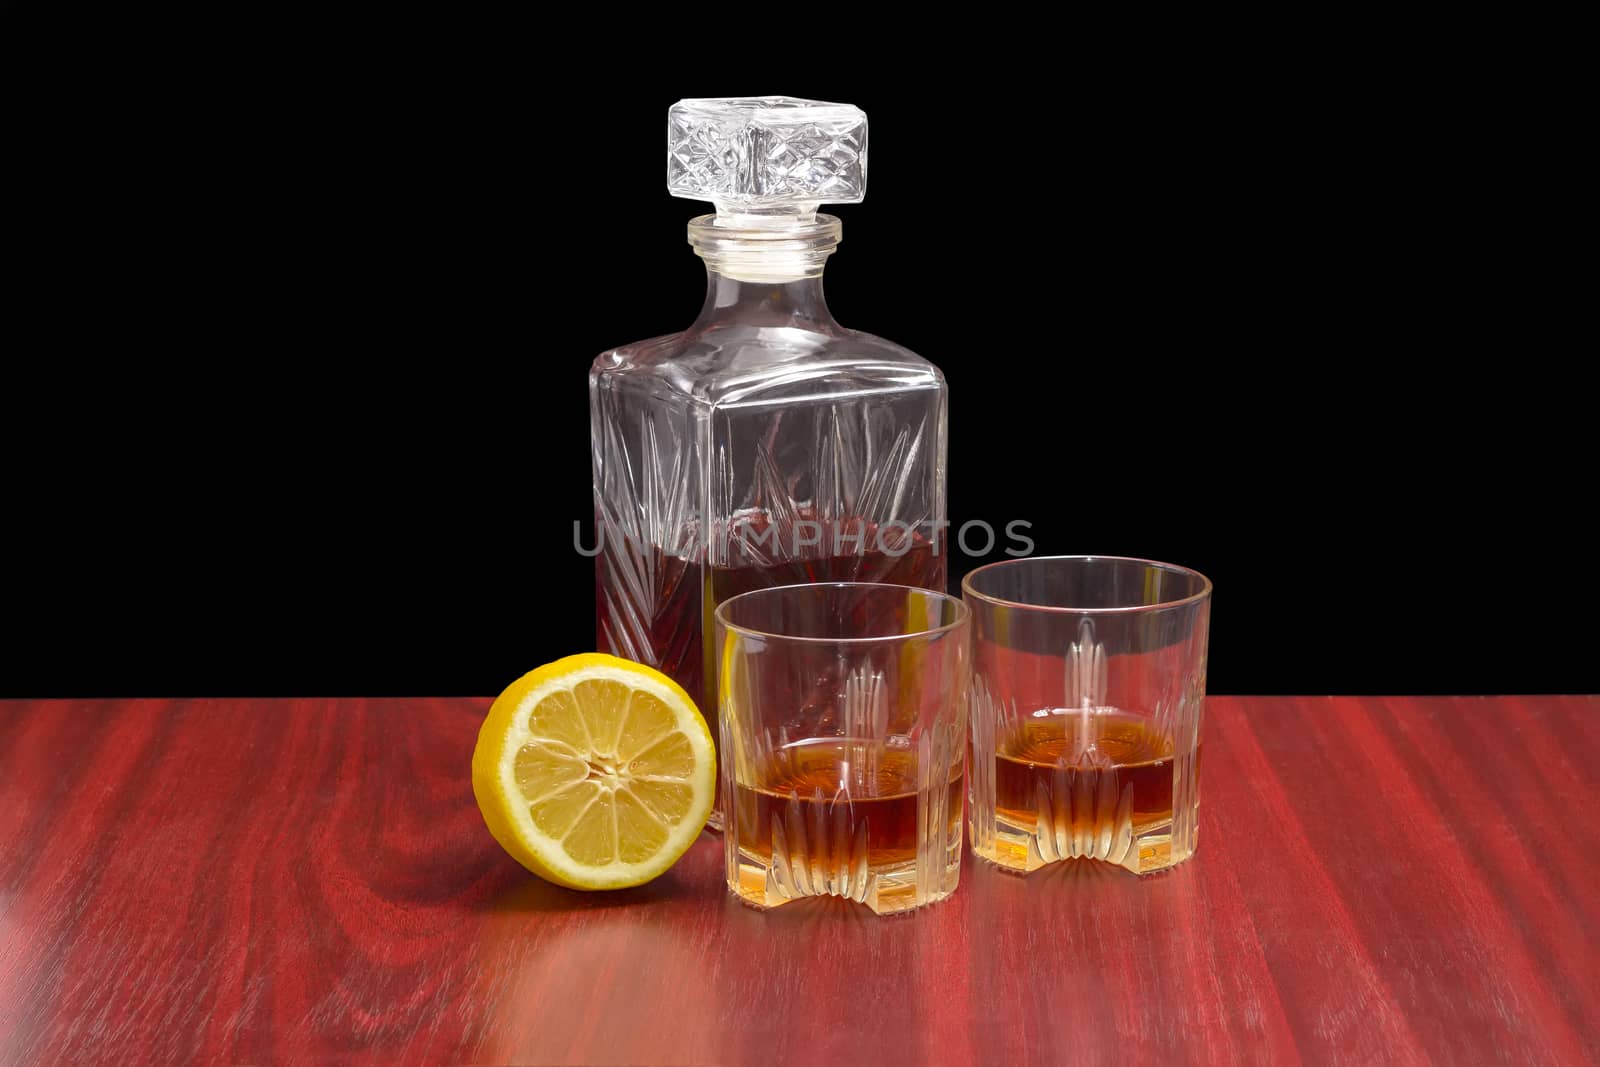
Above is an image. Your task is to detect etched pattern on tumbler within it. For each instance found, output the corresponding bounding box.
[964,557,1211,875]
[717,584,967,914]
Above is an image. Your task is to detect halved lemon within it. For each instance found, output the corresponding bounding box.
[471,653,715,889]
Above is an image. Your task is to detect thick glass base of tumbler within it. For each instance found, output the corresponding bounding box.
[729,851,960,915]
[973,817,1196,875]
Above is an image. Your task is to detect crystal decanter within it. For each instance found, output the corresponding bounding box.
[590,97,948,824]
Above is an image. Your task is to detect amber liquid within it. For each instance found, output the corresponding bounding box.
[596,516,945,825]
[733,741,962,870]
[993,710,1192,865]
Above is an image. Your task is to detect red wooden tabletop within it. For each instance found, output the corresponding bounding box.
[1,696,1595,1065]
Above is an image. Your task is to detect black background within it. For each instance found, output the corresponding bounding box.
[2,10,1591,697]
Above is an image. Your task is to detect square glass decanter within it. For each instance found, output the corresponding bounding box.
[591,97,948,825]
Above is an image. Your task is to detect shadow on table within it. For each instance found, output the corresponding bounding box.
[967,854,1195,923]
[978,858,1147,887]
[724,892,884,926]
[475,865,695,914]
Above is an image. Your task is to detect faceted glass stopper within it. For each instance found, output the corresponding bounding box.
[667,96,867,212]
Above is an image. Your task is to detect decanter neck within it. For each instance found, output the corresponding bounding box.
[690,270,837,331]
[686,212,841,279]
[685,212,842,330]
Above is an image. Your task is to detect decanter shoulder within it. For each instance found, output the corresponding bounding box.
[591,328,941,408]
[706,329,944,408]
[833,328,944,379]
[589,332,687,382]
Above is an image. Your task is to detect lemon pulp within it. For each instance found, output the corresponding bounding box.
[471,653,715,889]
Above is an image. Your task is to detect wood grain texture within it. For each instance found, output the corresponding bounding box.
[1,696,1595,1065]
